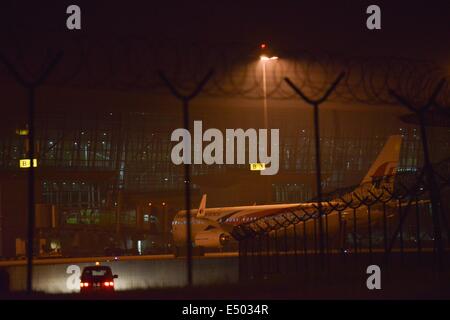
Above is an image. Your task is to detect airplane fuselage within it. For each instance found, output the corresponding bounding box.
[171,135,403,250]
[172,203,326,247]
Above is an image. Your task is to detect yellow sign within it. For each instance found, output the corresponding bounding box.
[19,159,38,168]
[250,163,266,171]
[16,129,29,136]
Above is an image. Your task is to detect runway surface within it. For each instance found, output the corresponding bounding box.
[1,252,239,293]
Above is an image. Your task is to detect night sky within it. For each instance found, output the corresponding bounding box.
[0,1,449,62]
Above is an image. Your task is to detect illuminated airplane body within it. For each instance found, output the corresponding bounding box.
[172,135,403,249]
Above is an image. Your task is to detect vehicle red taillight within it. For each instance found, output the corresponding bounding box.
[104,281,114,287]
[80,282,89,288]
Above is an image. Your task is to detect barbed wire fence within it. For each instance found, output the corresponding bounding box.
[233,74,450,281]
[158,69,215,287]
[0,39,449,105]
[0,38,449,288]
[0,51,63,293]
[234,160,450,280]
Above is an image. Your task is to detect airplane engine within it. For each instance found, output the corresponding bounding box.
[194,230,231,248]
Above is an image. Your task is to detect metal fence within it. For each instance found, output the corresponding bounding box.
[1,41,449,290]
[234,148,450,283]
[233,74,450,281]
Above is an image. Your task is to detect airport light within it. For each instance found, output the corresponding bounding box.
[259,44,279,129]
[259,44,278,200]
[260,55,278,61]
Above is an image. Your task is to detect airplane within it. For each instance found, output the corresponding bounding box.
[171,135,404,252]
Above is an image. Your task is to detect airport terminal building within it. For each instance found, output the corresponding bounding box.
[0,38,449,258]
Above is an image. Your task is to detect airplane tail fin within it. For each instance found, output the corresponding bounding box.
[360,135,402,186]
[197,194,207,218]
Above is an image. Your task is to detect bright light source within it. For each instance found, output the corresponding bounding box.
[260,43,266,49]
[250,163,266,171]
[16,129,29,136]
[95,261,100,266]
[137,240,142,255]
[19,159,37,168]
[260,55,278,61]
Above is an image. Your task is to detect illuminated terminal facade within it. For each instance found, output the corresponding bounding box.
[0,40,448,258]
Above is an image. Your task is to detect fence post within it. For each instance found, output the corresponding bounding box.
[158,69,214,287]
[390,79,446,271]
[0,52,63,294]
[284,73,345,272]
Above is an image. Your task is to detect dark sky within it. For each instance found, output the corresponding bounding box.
[0,0,449,64]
